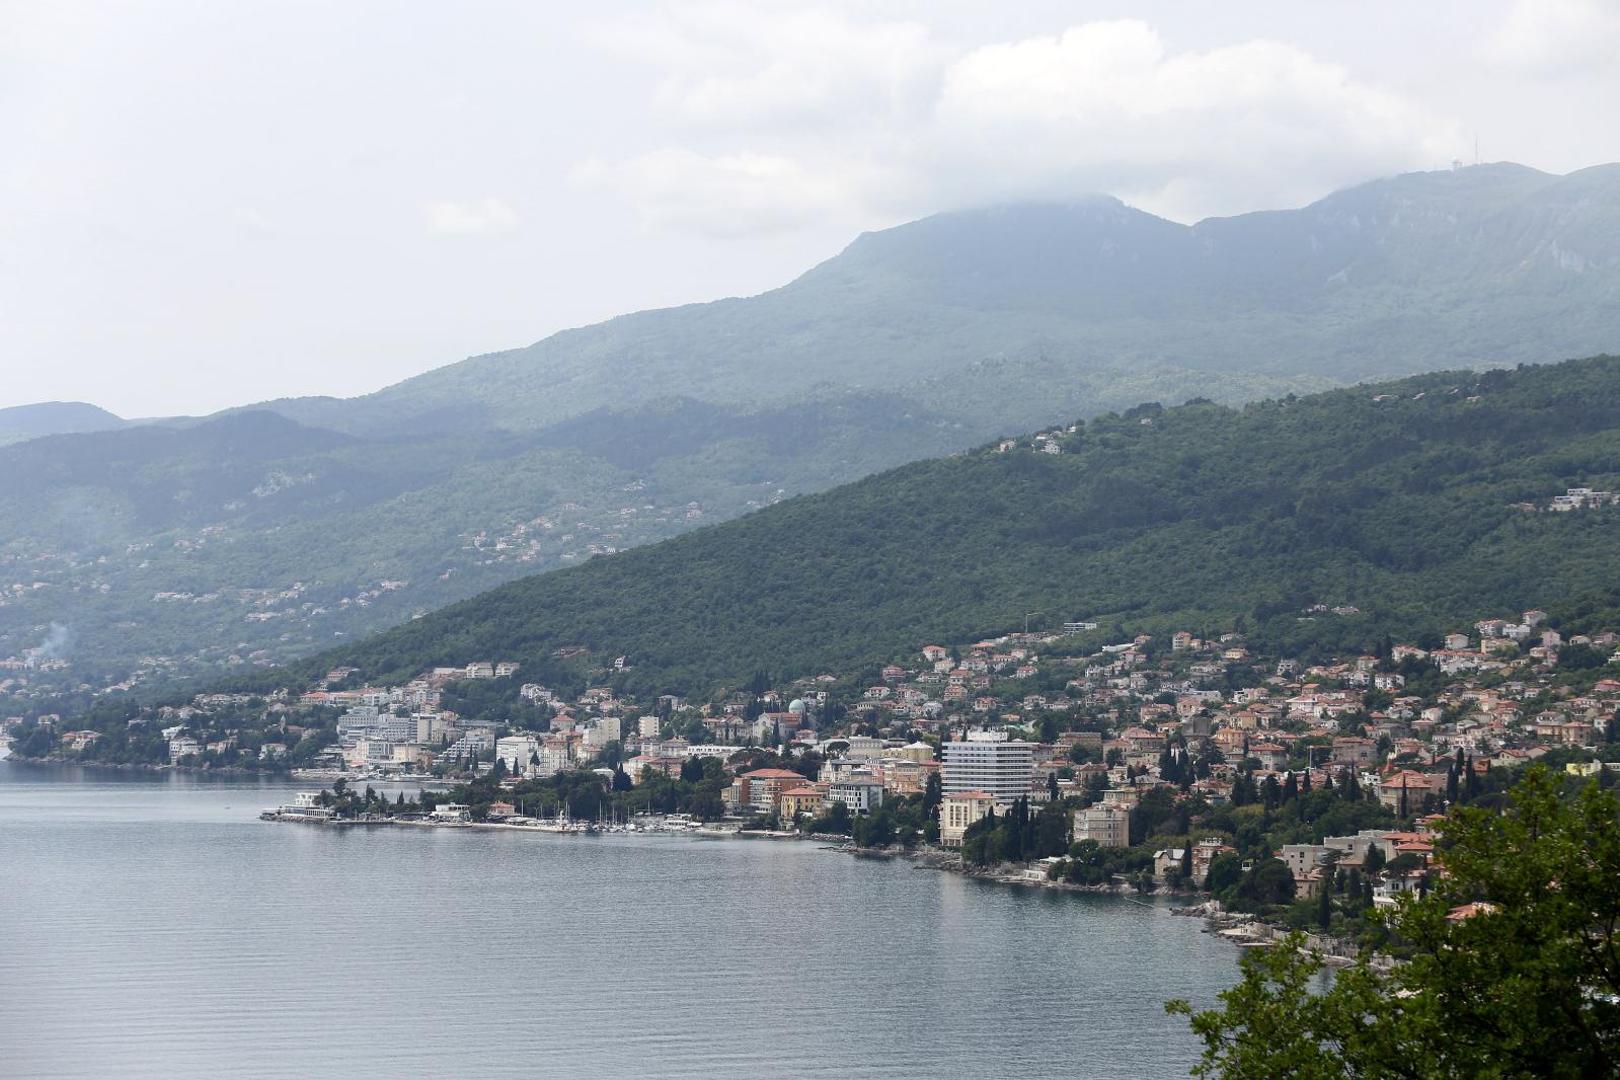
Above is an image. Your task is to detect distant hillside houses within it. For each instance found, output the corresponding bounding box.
[1512,486,1620,513]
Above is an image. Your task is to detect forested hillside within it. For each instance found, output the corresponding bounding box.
[210,356,1620,701]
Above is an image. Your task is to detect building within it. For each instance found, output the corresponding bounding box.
[1378,770,1436,814]
[941,730,1034,808]
[940,791,997,846]
[734,768,806,815]
[587,715,622,749]
[1074,804,1129,848]
[895,741,935,763]
[827,776,885,815]
[168,735,202,763]
[844,736,885,761]
[778,785,825,821]
[495,734,542,775]
[1153,848,1187,881]
[1277,842,1328,878]
[1190,838,1235,883]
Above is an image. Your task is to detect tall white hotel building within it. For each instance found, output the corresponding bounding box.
[941,730,1034,808]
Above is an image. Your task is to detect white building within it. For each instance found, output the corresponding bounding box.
[167,735,202,763]
[827,776,885,815]
[495,734,542,774]
[941,730,1033,808]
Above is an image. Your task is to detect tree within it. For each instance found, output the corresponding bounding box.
[921,772,942,819]
[1363,842,1385,878]
[1234,857,1294,909]
[1168,766,1620,1078]
[1204,852,1243,896]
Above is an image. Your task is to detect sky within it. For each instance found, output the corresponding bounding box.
[3,0,1618,417]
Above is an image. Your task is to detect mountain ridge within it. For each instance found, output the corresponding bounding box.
[0,401,126,446]
[6,163,1620,694]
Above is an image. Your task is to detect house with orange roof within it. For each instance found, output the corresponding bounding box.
[777,784,825,821]
[1378,770,1438,814]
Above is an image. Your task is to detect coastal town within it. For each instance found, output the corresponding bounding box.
[10,600,1619,938]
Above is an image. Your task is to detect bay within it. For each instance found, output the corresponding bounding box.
[0,762,1238,1079]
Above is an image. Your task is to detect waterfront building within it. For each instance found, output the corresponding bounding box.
[940,790,997,846]
[734,768,805,814]
[1074,804,1129,848]
[941,730,1033,808]
[777,785,825,820]
[827,776,885,815]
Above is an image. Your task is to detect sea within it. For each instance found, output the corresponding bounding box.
[0,762,1240,1079]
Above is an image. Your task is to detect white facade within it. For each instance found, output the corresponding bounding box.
[827,777,885,815]
[941,732,1033,808]
[940,791,996,846]
[495,734,542,774]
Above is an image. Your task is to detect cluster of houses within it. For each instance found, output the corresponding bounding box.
[1512,487,1620,513]
[18,600,1620,907]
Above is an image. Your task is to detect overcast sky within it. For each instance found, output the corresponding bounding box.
[3,0,1618,417]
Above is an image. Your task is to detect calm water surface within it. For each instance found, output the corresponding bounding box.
[0,763,1238,1079]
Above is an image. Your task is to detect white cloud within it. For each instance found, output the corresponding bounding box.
[424,197,520,235]
[1481,0,1620,76]
[575,150,863,236]
[581,9,1464,233]
[588,3,946,132]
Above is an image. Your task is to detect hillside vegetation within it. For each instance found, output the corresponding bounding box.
[221,356,1620,700]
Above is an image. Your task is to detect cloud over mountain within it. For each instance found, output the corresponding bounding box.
[582,7,1463,232]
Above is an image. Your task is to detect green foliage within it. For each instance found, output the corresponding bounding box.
[1168,766,1620,1078]
[214,356,1620,701]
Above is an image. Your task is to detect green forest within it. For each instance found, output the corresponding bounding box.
[168,354,1620,708]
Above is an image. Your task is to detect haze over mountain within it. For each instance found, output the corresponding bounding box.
[4,163,1619,693]
[262,162,1620,438]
